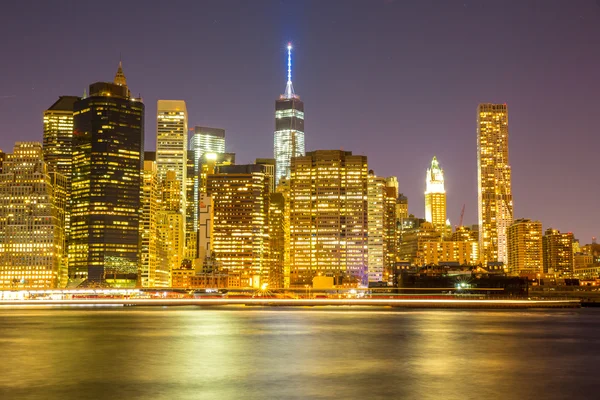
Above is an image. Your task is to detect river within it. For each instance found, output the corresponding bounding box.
[0,307,599,399]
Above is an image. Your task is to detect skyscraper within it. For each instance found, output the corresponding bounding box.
[190,126,225,161]
[367,172,385,283]
[477,103,513,266]
[156,100,187,211]
[43,96,79,251]
[206,164,270,285]
[140,151,161,287]
[70,62,144,283]
[189,126,225,232]
[289,150,368,287]
[543,228,574,275]
[0,142,65,289]
[424,156,447,233]
[274,43,305,185]
[507,219,543,275]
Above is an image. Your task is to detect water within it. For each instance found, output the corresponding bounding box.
[0,307,599,400]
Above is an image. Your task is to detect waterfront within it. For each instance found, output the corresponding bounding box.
[1,308,599,399]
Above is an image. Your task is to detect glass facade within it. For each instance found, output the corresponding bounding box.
[69,66,144,283]
[274,98,305,186]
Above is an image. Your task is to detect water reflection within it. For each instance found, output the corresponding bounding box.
[0,308,598,400]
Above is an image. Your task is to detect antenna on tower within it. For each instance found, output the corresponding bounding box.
[284,42,295,99]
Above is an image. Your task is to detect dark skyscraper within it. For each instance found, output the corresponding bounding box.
[274,43,305,186]
[69,62,144,283]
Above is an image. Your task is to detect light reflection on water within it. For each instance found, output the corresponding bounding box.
[0,307,598,400]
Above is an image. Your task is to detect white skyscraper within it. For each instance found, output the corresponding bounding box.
[424,156,447,233]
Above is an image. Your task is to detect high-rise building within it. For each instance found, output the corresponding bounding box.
[507,219,543,275]
[424,156,447,233]
[289,150,369,286]
[0,150,5,173]
[398,222,441,265]
[70,62,144,283]
[543,228,574,275]
[156,100,187,211]
[0,142,65,288]
[255,158,276,193]
[198,152,236,195]
[384,178,398,275]
[140,152,161,287]
[43,96,79,179]
[477,103,513,266]
[190,126,225,162]
[43,96,79,254]
[189,127,225,230]
[268,192,286,288]
[367,172,385,283]
[184,150,197,260]
[206,164,270,286]
[274,43,305,185]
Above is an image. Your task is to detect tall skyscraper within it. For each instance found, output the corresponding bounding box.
[189,126,225,232]
[543,228,574,275]
[70,62,144,283]
[190,126,225,161]
[477,103,513,265]
[140,152,161,287]
[0,142,65,289]
[367,172,385,283]
[156,100,188,211]
[289,150,368,287]
[424,156,447,233]
[43,96,79,252]
[43,96,79,178]
[274,43,305,185]
[507,219,543,275]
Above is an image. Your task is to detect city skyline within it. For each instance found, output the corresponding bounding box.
[0,1,599,242]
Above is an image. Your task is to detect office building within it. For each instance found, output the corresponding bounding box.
[43,96,79,255]
[289,150,369,286]
[256,158,276,193]
[477,103,513,265]
[189,126,225,231]
[543,228,574,275]
[507,219,543,275]
[156,100,187,212]
[274,43,305,185]
[367,172,385,283]
[424,156,447,233]
[70,62,144,282]
[268,192,286,288]
[0,142,65,288]
[206,164,270,286]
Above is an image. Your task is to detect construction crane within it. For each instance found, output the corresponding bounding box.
[458,204,465,228]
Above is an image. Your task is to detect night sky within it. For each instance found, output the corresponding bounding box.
[1,0,598,243]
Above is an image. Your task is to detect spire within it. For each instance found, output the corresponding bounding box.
[284,43,295,99]
[114,60,127,87]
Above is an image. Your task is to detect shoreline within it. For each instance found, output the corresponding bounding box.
[0,298,581,309]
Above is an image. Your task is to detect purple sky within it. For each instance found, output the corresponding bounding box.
[0,0,598,243]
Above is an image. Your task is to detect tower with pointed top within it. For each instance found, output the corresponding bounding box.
[424,156,447,234]
[69,61,144,283]
[274,43,305,186]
